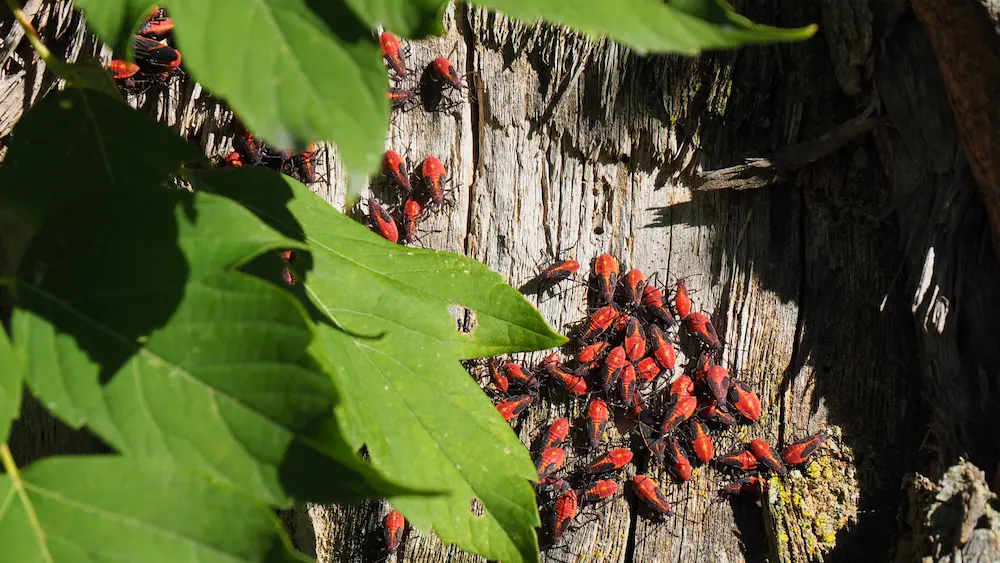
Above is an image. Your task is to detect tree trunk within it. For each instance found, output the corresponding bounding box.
[2,1,999,562]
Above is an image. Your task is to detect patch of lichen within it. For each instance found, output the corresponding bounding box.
[762,426,860,562]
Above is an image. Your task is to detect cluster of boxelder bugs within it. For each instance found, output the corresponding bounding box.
[106,7,181,93]
[360,30,471,246]
[219,118,320,184]
[480,254,830,547]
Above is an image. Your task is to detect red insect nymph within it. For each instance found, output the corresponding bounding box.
[384,149,411,190]
[728,380,762,422]
[592,253,619,305]
[580,305,620,342]
[542,418,570,450]
[432,57,464,89]
[551,489,578,540]
[421,155,447,207]
[749,439,787,475]
[586,448,634,474]
[674,279,693,319]
[496,394,532,422]
[782,434,828,467]
[539,259,581,282]
[384,509,405,554]
[579,480,618,504]
[379,31,408,78]
[585,399,610,449]
[366,198,399,244]
[622,268,645,309]
[632,475,673,517]
[536,447,567,479]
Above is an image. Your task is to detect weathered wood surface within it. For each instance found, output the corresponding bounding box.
[3,1,1000,562]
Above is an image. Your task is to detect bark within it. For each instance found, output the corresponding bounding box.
[2,1,999,563]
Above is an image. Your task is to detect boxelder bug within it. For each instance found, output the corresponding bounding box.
[366,198,399,244]
[387,87,417,109]
[379,31,408,78]
[133,35,182,78]
[718,476,768,500]
[546,363,589,395]
[728,380,762,422]
[538,259,581,283]
[579,480,618,504]
[598,346,627,390]
[108,60,140,79]
[665,437,693,481]
[384,509,405,554]
[221,151,243,168]
[585,399,610,449]
[632,475,674,518]
[536,447,567,479]
[139,7,174,39]
[648,325,676,371]
[621,268,645,309]
[432,57,465,90]
[637,421,666,465]
[687,419,714,463]
[623,318,647,362]
[577,341,609,371]
[713,448,758,472]
[502,362,537,389]
[586,448,633,474]
[635,357,661,384]
[670,374,694,398]
[497,394,532,422]
[400,198,424,244]
[674,279,693,320]
[691,351,713,383]
[420,155,448,208]
[782,433,828,467]
[703,365,731,407]
[618,362,637,406]
[542,418,570,450]
[699,401,736,427]
[579,305,621,343]
[749,439,787,475]
[551,489,578,540]
[660,393,697,435]
[384,150,411,191]
[592,253,619,305]
[642,284,676,327]
[686,311,722,353]
[487,360,509,393]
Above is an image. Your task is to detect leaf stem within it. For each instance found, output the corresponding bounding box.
[0,443,53,563]
[4,0,55,66]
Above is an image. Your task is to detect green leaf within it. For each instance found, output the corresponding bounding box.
[12,188,412,506]
[0,455,310,562]
[343,0,448,37]
[470,0,816,54]
[195,168,566,563]
[163,0,387,199]
[0,329,22,444]
[0,88,205,272]
[71,0,158,56]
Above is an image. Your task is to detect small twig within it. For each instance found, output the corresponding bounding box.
[5,0,53,65]
[692,116,888,192]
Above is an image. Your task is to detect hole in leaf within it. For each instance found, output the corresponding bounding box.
[470,497,485,518]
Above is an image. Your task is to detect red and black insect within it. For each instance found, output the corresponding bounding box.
[384,149,411,191]
[379,31,408,78]
[536,447,567,479]
[641,283,676,327]
[728,380,762,422]
[290,142,319,183]
[138,6,173,39]
[108,59,140,79]
[538,259,581,284]
[387,87,417,109]
[585,399,610,449]
[384,509,405,554]
[714,448,758,472]
[699,402,736,427]
[502,362,538,389]
[619,362,638,407]
[660,393,697,435]
[233,121,266,166]
[279,250,298,286]
[542,418,570,450]
[674,278,693,320]
[538,477,572,496]
[545,363,589,396]
[692,351,713,384]
[749,439,787,475]
[621,268,646,309]
[551,489,578,540]
[432,57,466,90]
[670,374,694,398]
[592,253,619,305]
[366,198,399,244]
[703,365,731,407]
[133,35,182,78]
[400,198,424,244]
[623,318,647,362]
[632,475,674,518]
[420,155,448,208]
[635,357,661,384]
[220,151,243,168]
[579,480,618,504]
[577,341,609,372]
[782,434,828,467]
[586,448,633,474]
[687,419,714,464]
[648,325,676,371]
[579,305,620,343]
[487,360,509,393]
[718,476,768,500]
[665,437,693,481]
[598,346,626,390]
[497,394,532,422]
[686,311,722,353]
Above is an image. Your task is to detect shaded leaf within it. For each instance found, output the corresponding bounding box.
[195,168,565,563]
[470,0,816,54]
[343,0,448,37]
[0,329,22,444]
[12,188,411,506]
[0,456,309,562]
[49,60,123,98]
